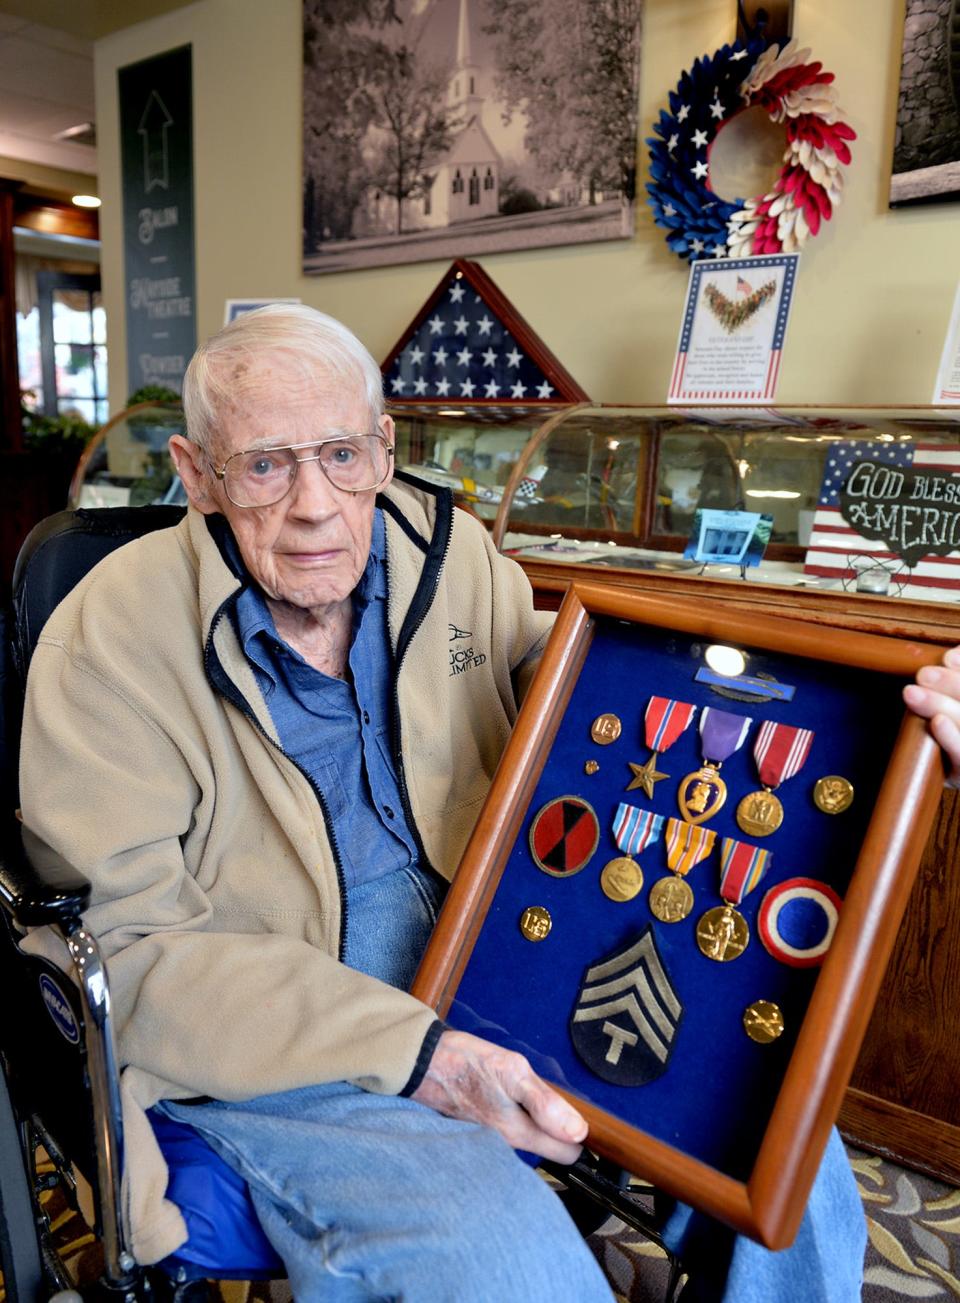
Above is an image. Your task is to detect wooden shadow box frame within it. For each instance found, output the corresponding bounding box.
[411,580,945,1249]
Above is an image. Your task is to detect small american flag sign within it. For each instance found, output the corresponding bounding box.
[803,439,960,599]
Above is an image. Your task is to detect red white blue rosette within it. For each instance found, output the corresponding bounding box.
[647,38,856,264]
[758,876,842,968]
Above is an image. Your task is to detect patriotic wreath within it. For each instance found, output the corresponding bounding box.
[647,38,856,263]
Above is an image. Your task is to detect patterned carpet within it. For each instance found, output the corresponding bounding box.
[3,1146,959,1301]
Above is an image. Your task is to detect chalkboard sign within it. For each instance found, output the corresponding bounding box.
[804,440,960,599]
[118,45,196,397]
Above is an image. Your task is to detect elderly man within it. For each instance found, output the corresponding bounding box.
[19,305,960,1301]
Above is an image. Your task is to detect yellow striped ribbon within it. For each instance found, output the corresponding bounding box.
[665,817,717,877]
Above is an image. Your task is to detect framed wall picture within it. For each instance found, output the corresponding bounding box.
[890,0,960,206]
[412,582,944,1247]
[301,0,642,274]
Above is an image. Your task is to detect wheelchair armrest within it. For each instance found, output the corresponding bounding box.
[0,822,90,930]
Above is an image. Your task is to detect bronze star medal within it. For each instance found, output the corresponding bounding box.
[626,754,669,798]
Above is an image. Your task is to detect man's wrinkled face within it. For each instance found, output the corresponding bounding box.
[183,363,393,614]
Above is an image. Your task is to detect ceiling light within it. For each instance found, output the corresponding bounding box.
[72,195,101,208]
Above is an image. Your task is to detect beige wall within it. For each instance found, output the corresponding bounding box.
[95,0,960,414]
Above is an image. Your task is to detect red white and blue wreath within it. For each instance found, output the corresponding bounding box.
[647,38,857,263]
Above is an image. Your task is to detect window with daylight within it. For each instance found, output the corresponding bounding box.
[483,168,495,191]
[452,170,464,195]
[469,169,480,204]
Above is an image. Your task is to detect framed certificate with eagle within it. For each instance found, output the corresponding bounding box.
[412,581,944,1248]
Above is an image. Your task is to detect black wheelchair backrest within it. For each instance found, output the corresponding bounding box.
[11,505,186,685]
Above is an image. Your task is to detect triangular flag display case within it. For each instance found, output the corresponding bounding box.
[381,259,589,422]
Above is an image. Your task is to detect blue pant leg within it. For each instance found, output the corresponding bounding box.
[162,1083,614,1303]
[660,1129,866,1303]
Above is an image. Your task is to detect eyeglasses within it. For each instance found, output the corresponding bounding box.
[210,434,394,508]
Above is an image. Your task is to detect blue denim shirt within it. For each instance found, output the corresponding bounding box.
[232,510,418,889]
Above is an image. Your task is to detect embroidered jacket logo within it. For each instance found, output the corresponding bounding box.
[448,623,486,677]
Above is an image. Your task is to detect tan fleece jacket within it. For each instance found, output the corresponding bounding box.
[19,476,552,1263]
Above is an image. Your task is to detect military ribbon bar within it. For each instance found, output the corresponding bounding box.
[699,706,752,764]
[719,837,772,905]
[665,817,717,878]
[613,804,665,857]
[753,721,815,790]
[644,697,697,754]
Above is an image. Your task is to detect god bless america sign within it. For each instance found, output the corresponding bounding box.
[804,440,960,599]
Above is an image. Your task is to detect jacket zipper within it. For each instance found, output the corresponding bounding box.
[386,490,454,878]
[203,606,352,959]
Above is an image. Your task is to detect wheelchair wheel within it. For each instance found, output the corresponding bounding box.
[0,1062,45,1303]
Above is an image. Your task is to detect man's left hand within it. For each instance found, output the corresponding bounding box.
[903,646,960,788]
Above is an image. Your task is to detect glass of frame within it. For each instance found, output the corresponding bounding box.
[411,581,944,1248]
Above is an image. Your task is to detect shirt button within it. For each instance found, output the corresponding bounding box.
[384,806,395,819]
[363,710,371,724]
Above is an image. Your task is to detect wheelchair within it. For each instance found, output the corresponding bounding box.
[0,506,684,1302]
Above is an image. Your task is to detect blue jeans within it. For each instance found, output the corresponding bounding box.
[160,863,865,1300]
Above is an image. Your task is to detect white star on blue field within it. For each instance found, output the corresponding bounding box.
[385,272,556,402]
[818,440,912,505]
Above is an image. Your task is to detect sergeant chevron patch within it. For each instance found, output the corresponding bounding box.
[569,927,683,1086]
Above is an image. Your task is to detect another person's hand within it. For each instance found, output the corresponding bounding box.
[903,646,960,787]
[412,1028,587,1164]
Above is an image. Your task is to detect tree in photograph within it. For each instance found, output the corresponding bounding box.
[483,0,641,204]
[365,40,461,235]
[302,0,401,247]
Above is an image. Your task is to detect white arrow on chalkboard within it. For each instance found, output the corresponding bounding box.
[139,89,173,192]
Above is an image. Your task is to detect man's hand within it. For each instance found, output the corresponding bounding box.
[903,646,960,787]
[412,1028,587,1164]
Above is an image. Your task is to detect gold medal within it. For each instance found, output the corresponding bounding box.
[743,1000,784,1044]
[677,765,727,825]
[590,714,622,745]
[600,856,643,902]
[813,775,854,814]
[696,904,749,962]
[736,788,784,837]
[584,760,600,775]
[519,905,552,942]
[626,755,670,798]
[649,875,694,923]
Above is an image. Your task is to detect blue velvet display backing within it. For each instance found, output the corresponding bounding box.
[446,618,906,1181]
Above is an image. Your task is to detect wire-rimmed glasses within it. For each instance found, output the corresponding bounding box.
[210,434,394,508]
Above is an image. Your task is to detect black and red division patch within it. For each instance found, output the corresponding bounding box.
[528,796,600,878]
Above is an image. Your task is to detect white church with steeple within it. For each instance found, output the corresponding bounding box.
[410,0,502,229]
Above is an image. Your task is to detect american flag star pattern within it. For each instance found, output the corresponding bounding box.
[383,268,565,407]
[803,439,960,599]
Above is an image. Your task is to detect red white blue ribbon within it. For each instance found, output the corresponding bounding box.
[644,697,696,754]
[719,838,771,905]
[613,804,665,857]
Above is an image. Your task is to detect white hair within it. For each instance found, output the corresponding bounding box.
[182,303,384,450]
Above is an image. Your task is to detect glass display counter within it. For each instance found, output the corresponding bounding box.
[391,404,960,626]
[68,401,186,509]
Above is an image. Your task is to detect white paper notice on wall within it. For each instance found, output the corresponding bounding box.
[667,254,799,406]
[932,280,960,405]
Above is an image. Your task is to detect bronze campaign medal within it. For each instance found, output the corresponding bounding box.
[649,875,694,923]
[600,857,644,902]
[813,775,854,814]
[738,721,815,835]
[696,904,749,962]
[736,788,784,837]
